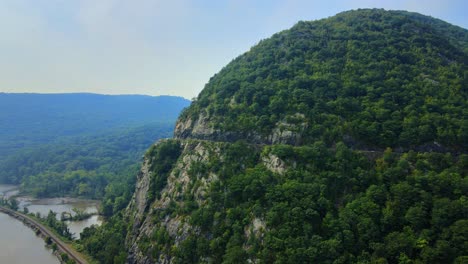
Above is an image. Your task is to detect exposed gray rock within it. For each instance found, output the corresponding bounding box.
[262,154,287,175]
[126,140,224,263]
[126,155,152,238]
[175,112,308,146]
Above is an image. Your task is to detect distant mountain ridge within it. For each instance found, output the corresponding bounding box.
[0,93,191,158]
[0,92,191,214]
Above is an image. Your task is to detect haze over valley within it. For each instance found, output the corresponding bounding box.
[0,2,467,264]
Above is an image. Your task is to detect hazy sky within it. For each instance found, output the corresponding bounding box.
[0,0,466,99]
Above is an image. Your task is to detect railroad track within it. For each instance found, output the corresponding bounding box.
[0,206,88,264]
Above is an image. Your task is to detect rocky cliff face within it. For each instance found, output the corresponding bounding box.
[126,139,272,263]
[174,111,308,146]
[125,9,467,264]
[126,136,294,263]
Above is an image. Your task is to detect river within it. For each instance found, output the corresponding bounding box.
[0,184,103,262]
[0,213,59,264]
[0,184,19,198]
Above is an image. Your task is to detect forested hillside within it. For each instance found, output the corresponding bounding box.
[120,9,467,264]
[0,123,174,217]
[177,9,467,151]
[0,93,189,160]
[0,93,190,205]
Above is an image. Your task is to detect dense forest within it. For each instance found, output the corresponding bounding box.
[178,9,467,151]
[0,123,174,216]
[2,9,466,264]
[118,9,467,264]
[0,94,190,216]
[0,93,189,160]
[0,123,170,184]
[0,93,190,263]
[130,140,467,263]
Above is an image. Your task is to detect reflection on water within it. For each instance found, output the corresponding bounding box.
[0,184,103,239]
[67,215,102,239]
[19,197,100,216]
[20,197,103,239]
[0,213,59,264]
[0,184,19,198]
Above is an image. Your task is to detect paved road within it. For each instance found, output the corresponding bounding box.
[0,206,88,264]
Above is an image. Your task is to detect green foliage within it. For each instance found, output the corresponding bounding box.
[136,139,467,263]
[0,93,189,161]
[1,123,173,199]
[27,9,468,264]
[146,140,183,203]
[50,243,58,252]
[180,9,467,150]
[79,213,128,264]
[0,197,20,211]
[0,94,189,262]
[60,252,68,262]
[39,210,74,240]
[9,197,19,211]
[80,140,184,264]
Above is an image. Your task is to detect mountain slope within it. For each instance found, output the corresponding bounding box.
[0,93,190,210]
[123,9,467,264]
[0,93,190,159]
[176,9,467,150]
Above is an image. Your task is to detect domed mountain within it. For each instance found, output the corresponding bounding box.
[175,9,467,150]
[122,9,468,264]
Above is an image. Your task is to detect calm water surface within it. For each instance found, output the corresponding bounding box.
[0,184,103,262]
[0,213,59,264]
[0,184,19,198]
[1,184,103,240]
[20,197,103,239]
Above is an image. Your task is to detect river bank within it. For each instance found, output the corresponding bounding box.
[0,184,103,239]
[0,184,102,263]
[0,206,88,264]
[0,212,59,264]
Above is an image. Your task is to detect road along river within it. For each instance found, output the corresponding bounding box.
[0,184,99,263]
[0,206,88,263]
[0,212,60,264]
